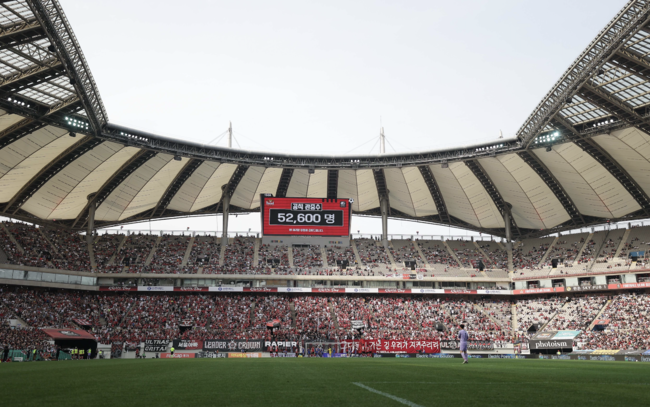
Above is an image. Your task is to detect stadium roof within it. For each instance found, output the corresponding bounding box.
[3,0,650,238]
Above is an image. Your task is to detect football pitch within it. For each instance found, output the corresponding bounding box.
[1,358,649,406]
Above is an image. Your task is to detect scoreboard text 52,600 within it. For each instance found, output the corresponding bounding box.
[261,197,351,237]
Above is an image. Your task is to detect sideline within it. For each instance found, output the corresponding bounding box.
[352,382,425,407]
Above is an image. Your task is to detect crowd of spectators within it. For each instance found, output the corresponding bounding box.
[113,234,157,272]
[42,229,92,271]
[147,235,190,274]
[513,238,552,270]
[8,222,650,279]
[0,226,23,265]
[186,236,220,273]
[579,293,650,350]
[292,245,323,269]
[546,235,586,265]
[544,296,608,331]
[515,297,563,340]
[446,241,484,269]
[478,242,508,270]
[3,222,52,268]
[94,234,123,272]
[326,245,356,269]
[389,241,419,265]
[417,241,458,268]
[5,284,650,351]
[355,240,392,268]
[294,296,333,338]
[218,237,256,274]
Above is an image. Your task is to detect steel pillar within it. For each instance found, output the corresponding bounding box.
[86,194,96,267]
[504,205,513,272]
[380,195,389,243]
[221,192,231,247]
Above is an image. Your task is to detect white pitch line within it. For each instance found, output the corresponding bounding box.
[361,382,650,386]
[352,382,425,407]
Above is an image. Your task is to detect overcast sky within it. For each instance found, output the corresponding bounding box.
[43,0,628,235]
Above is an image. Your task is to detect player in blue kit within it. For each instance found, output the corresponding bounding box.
[458,324,469,364]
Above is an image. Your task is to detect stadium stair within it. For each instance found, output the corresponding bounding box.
[548,265,562,276]
[250,301,257,325]
[473,241,491,264]
[107,235,128,266]
[473,303,505,330]
[472,242,490,277]
[0,247,7,263]
[290,302,296,328]
[588,300,612,330]
[0,223,24,255]
[144,236,162,266]
[253,239,260,267]
[511,304,517,333]
[38,228,59,257]
[321,246,328,268]
[572,233,593,266]
[412,240,431,268]
[537,236,559,268]
[219,243,225,266]
[403,301,420,325]
[181,236,195,267]
[586,230,612,272]
[9,314,30,328]
[613,228,631,258]
[385,241,397,270]
[87,235,97,270]
[38,228,58,268]
[288,246,294,268]
[539,302,568,332]
[442,240,463,268]
[351,240,362,266]
[329,302,339,330]
[118,301,137,326]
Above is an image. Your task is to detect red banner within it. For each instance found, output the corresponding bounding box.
[378,289,410,294]
[99,286,136,291]
[444,289,476,294]
[243,287,278,292]
[42,328,96,340]
[174,287,209,292]
[341,339,440,354]
[312,288,346,293]
[608,282,650,290]
[72,318,92,327]
[512,287,565,295]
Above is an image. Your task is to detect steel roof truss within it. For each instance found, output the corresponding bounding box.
[464,159,519,235]
[4,136,103,214]
[150,158,203,218]
[517,150,584,225]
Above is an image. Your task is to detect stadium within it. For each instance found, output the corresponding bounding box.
[1,0,650,406]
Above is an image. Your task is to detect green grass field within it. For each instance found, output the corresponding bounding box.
[1,358,649,406]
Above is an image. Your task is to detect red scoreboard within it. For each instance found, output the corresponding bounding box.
[260,196,351,237]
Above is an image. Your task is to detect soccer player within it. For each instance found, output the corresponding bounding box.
[458,324,469,364]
